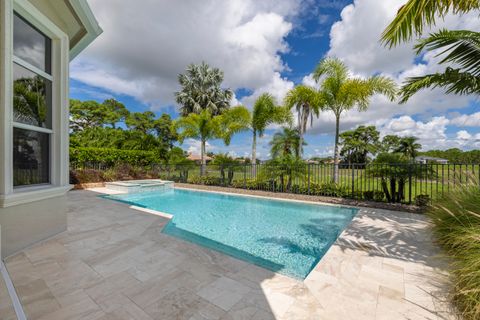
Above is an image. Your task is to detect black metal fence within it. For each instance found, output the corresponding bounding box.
[71,162,480,205]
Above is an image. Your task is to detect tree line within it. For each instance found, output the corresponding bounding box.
[70,98,180,161]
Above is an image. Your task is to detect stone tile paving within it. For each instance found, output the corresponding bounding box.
[0,264,17,320]
[2,188,456,319]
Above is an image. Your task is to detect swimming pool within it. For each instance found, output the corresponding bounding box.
[105,188,358,279]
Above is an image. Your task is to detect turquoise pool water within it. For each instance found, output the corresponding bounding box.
[105,189,357,279]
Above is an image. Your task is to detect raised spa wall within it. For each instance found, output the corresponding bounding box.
[105,180,174,194]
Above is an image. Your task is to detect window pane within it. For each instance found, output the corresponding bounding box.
[13,128,50,187]
[13,63,52,128]
[13,13,51,73]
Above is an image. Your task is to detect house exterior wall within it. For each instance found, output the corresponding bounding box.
[0,195,67,257]
[0,0,74,258]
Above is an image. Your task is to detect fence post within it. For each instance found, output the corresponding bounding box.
[243,163,247,189]
[351,164,355,198]
[408,164,412,204]
[307,163,310,194]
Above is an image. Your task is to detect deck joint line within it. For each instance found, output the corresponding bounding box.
[1,260,27,320]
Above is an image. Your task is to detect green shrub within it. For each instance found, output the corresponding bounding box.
[345,190,363,200]
[187,176,221,186]
[415,194,430,207]
[69,169,104,184]
[231,180,245,188]
[363,190,386,202]
[363,191,375,201]
[373,191,385,202]
[102,168,118,182]
[70,163,162,184]
[428,185,480,319]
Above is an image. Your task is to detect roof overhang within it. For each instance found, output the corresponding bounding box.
[33,0,102,60]
[65,0,102,60]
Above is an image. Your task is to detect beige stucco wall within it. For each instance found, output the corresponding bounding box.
[0,195,67,258]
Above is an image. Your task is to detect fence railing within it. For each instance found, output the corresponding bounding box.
[70,162,480,205]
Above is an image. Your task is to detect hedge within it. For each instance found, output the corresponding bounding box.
[70,147,160,167]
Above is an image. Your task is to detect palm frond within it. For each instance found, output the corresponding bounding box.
[313,57,349,84]
[400,67,480,103]
[415,29,480,76]
[381,0,480,47]
[216,106,250,145]
[368,76,398,101]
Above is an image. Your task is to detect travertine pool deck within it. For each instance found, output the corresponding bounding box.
[0,263,16,320]
[3,188,455,319]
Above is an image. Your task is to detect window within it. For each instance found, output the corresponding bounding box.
[13,128,49,186]
[12,12,52,187]
[13,13,51,73]
[13,63,52,128]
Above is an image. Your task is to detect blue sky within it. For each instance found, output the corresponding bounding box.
[71,0,480,159]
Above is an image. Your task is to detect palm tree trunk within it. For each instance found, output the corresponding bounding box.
[297,109,307,158]
[252,130,257,176]
[200,138,206,176]
[298,132,303,159]
[333,113,340,183]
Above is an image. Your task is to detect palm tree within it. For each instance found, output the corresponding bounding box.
[381,0,480,47]
[284,85,321,157]
[395,136,422,159]
[250,93,291,170]
[175,107,250,175]
[175,62,233,116]
[269,127,304,159]
[313,57,397,183]
[399,30,480,102]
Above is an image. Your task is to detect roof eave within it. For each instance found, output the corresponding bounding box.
[66,0,102,61]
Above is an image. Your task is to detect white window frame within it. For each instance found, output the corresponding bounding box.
[12,11,54,187]
[0,0,71,207]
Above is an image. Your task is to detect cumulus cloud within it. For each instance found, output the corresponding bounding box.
[183,139,214,155]
[451,112,480,127]
[74,0,308,109]
[240,72,294,108]
[456,130,472,141]
[374,116,449,149]
[454,130,480,148]
[304,0,480,151]
[370,116,480,150]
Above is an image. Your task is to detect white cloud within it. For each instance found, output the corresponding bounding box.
[454,130,480,148]
[373,116,480,150]
[456,130,472,141]
[184,139,214,155]
[74,0,306,110]
[305,0,479,142]
[327,0,480,75]
[451,112,480,127]
[375,116,449,147]
[240,72,294,108]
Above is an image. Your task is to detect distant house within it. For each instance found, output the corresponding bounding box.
[415,156,449,164]
[187,153,213,163]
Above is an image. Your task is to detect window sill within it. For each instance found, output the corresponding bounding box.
[0,185,72,208]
